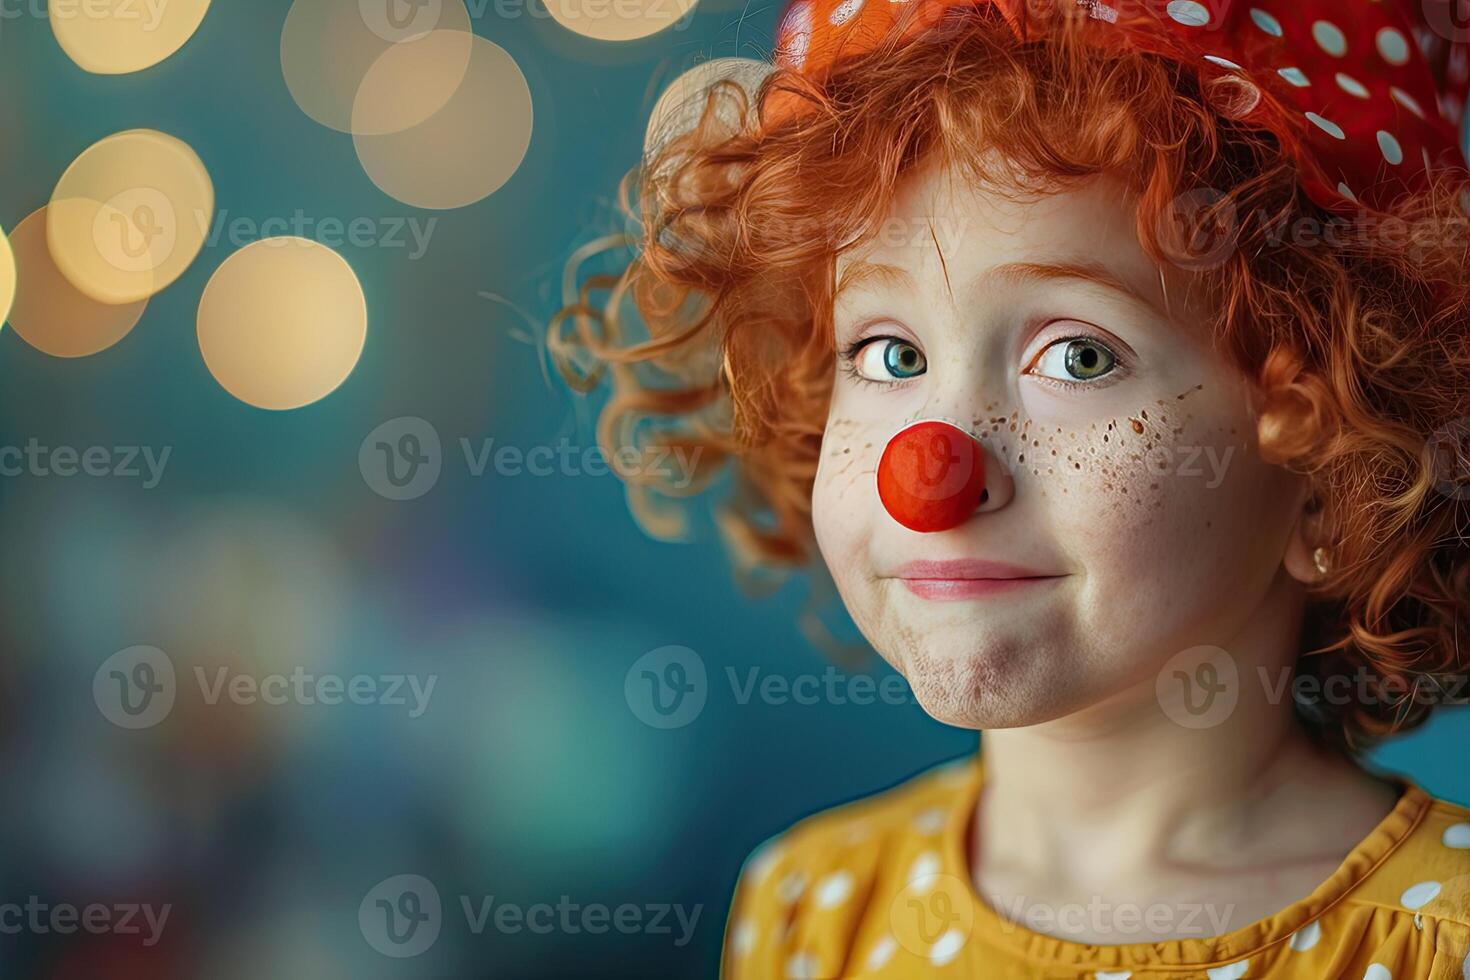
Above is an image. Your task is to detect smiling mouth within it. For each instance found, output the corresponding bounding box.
[889,559,1068,601]
[897,576,1066,600]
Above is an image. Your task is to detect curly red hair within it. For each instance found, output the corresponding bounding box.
[550,3,1470,751]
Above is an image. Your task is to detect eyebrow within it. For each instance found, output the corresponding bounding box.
[833,257,1168,318]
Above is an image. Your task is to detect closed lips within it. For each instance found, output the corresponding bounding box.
[894,559,1059,580]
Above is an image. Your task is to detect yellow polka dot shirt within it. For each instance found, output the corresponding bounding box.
[721,754,1470,979]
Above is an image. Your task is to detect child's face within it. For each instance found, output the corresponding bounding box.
[812,161,1306,730]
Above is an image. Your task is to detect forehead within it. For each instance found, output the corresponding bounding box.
[832,162,1174,311]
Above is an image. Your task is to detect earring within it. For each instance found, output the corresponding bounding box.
[1312,546,1332,576]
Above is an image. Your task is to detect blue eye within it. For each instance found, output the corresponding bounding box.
[853,338,926,381]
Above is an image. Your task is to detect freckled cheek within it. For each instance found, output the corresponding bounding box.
[1022,419,1273,591]
[1026,456,1168,582]
[811,419,887,567]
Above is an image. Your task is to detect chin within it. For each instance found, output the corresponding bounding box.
[890,636,1087,730]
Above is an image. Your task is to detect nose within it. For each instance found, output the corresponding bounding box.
[876,418,1005,532]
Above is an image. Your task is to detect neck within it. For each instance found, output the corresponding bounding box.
[975,570,1379,882]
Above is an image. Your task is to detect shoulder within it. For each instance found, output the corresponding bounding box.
[743,754,976,872]
[1348,787,1470,933]
[1389,792,1470,924]
[720,755,978,979]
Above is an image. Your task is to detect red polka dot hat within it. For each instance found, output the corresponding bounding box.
[765,0,1470,212]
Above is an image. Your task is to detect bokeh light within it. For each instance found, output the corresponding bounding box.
[47,129,214,305]
[196,237,367,410]
[644,56,770,178]
[280,0,472,134]
[49,0,211,74]
[544,0,698,42]
[352,31,533,210]
[0,222,14,330]
[5,207,148,359]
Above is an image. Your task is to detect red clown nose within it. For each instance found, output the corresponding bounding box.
[876,419,987,533]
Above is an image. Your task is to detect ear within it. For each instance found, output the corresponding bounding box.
[1282,479,1327,585]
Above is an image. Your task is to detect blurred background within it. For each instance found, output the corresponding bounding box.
[0,1,1465,977]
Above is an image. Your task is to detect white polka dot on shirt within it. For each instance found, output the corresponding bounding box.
[1378,130,1404,165]
[1307,112,1345,139]
[777,870,808,904]
[1313,20,1348,57]
[1364,965,1392,980]
[815,870,854,908]
[1289,920,1323,951]
[785,950,821,979]
[1166,0,1210,27]
[731,920,755,956]
[1205,55,1243,71]
[1401,880,1441,909]
[1443,822,1470,848]
[1279,67,1311,87]
[866,936,897,970]
[1095,972,1132,980]
[1249,8,1282,36]
[1377,27,1411,65]
[908,851,942,886]
[1206,962,1249,980]
[930,928,965,966]
[913,807,946,834]
[1336,73,1369,98]
[1392,86,1427,119]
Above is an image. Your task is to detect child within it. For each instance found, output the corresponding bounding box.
[554,0,1470,975]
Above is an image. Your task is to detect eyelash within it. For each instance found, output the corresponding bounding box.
[838,332,1132,389]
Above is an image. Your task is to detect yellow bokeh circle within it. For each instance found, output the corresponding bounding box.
[5,208,148,359]
[197,238,367,411]
[48,129,214,305]
[352,31,533,210]
[280,0,473,135]
[49,0,211,74]
[644,57,770,180]
[544,0,697,42]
